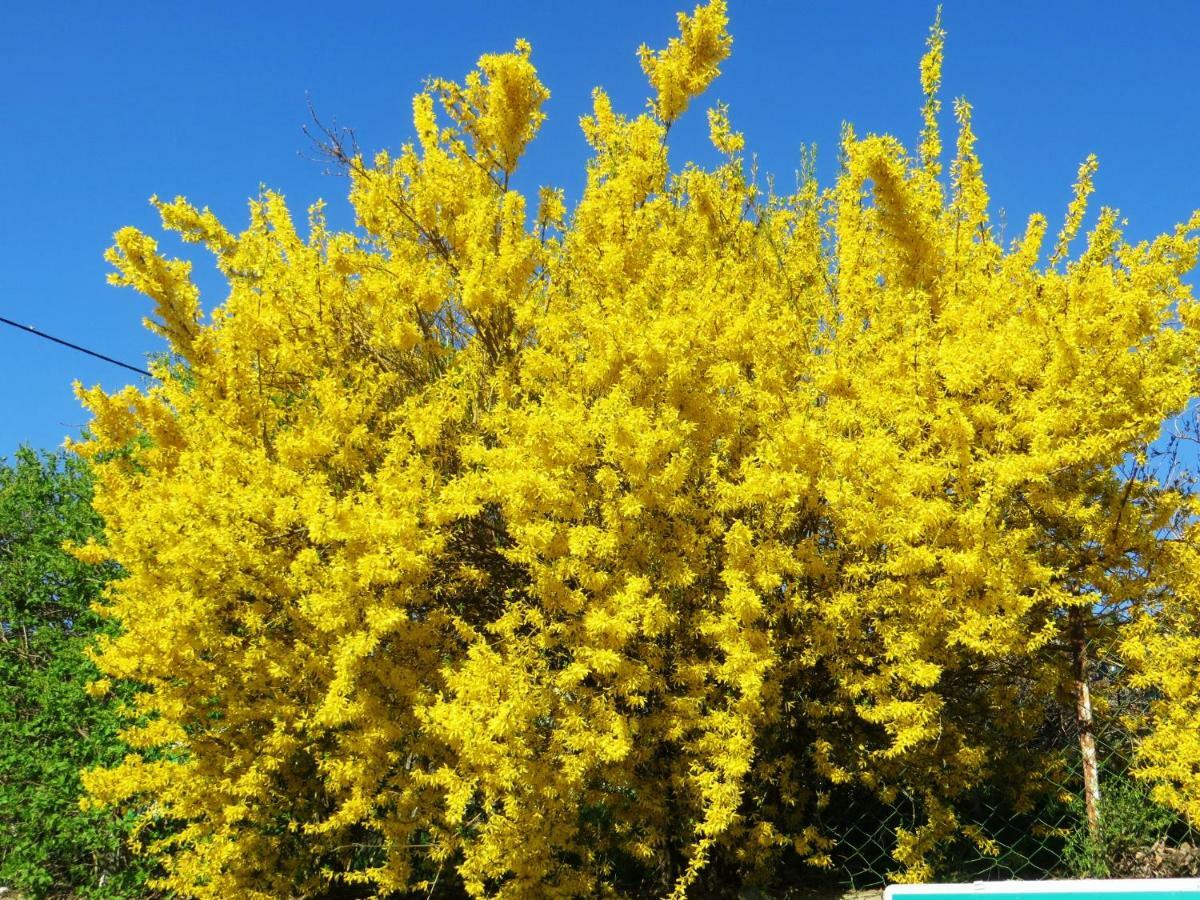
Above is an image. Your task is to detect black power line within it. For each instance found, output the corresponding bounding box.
[0,315,153,378]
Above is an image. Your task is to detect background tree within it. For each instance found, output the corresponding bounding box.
[0,448,156,898]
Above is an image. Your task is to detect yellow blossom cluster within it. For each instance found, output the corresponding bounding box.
[75,3,1200,896]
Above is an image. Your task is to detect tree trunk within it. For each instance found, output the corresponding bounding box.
[1069,605,1101,838]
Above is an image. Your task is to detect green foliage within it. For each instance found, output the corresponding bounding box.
[1063,775,1187,878]
[0,448,155,898]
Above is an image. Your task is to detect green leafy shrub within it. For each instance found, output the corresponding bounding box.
[0,448,156,898]
[1063,774,1193,878]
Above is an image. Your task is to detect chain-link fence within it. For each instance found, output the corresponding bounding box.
[803,643,1200,891]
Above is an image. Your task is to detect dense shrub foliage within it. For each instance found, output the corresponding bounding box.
[0,449,154,898]
[74,3,1200,897]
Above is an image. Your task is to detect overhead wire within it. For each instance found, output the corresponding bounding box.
[0,315,154,378]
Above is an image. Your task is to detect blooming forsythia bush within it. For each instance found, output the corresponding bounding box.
[74,3,1200,897]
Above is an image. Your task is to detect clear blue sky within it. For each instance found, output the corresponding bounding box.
[2,1,1198,459]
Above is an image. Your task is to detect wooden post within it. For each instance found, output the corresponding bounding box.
[1069,605,1101,838]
